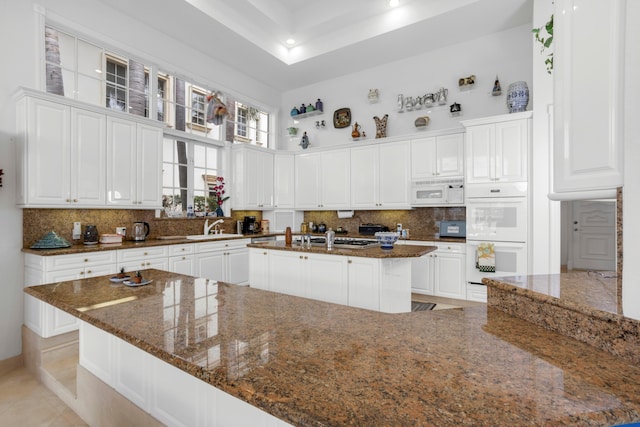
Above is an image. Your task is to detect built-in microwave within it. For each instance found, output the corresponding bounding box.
[411,178,464,206]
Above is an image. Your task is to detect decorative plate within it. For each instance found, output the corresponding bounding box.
[109,276,131,283]
[123,279,153,287]
[333,108,351,128]
[30,231,71,249]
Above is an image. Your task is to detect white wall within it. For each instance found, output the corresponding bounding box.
[623,1,640,319]
[279,24,533,150]
[0,0,279,361]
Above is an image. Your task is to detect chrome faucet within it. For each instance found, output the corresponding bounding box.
[204,218,224,235]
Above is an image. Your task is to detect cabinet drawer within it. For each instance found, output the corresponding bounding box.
[168,243,195,256]
[36,251,117,271]
[117,246,169,262]
[436,243,466,254]
[196,239,250,253]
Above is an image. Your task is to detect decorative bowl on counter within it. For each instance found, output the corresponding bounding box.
[374,232,400,249]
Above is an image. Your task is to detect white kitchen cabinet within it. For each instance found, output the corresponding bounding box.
[273,154,295,208]
[195,239,250,285]
[411,133,464,179]
[249,249,270,290]
[347,257,380,310]
[15,95,107,207]
[106,117,163,208]
[433,245,466,299]
[307,253,349,305]
[232,146,274,210]
[117,246,169,272]
[350,141,411,209]
[24,251,118,337]
[168,244,195,276]
[268,250,305,296]
[552,0,624,197]
[462,113,530,185]
[295,149,350,210]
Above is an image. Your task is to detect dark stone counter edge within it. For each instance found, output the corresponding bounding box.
[247,242,437,258]
[23,283,315,427]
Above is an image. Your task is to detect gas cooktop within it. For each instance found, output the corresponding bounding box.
[299,237,379,249]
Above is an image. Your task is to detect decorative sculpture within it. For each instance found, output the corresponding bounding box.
[373,114,388,139]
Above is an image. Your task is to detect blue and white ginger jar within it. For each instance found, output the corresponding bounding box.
[506,81,529,113]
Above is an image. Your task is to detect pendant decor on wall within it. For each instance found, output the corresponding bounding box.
[0,168,3,188]
[492,75,502,96]
[506,81,529,113]
[333,108,351,128]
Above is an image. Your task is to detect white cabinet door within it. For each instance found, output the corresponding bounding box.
[226,248,249,285]
[465,124,495,184]
[240,148,274,210]
[107,117,137,206]
[169,255,195,275]
[553,0,624,195]
[347,257,380,310]
[307,253,348,305]
[465,118,528,184]
[494,120,528,183]
[434,252,465,299]
[268,251,304,296]
[411,137,437,179]
[107,118,162,208]
[294,153,321,209]
[136,124,163,208]
[350,145,380,208]
[196,252,225,282]
[379,141,411,208]
[436,133,465,177]
[249,249,270,290]
[71,108,106,205]
[411,253,435,295]
[321,150,350,209]
[274,154,295,209]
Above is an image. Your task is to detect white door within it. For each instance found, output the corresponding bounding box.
[434,252,465,299]
[259,150,275,209]
[196,252,225,282]
[249,249,269,289]
[136,124,163,208]
[347,257,380,310]
[411,137,437,178]
[169,255,195,276]
[571,200,616,271]
[107,117,137,206]
[307,253,348,305]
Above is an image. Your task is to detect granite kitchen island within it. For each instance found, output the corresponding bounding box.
[24,269,640,426]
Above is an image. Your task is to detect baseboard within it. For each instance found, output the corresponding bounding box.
[0,354,23,378]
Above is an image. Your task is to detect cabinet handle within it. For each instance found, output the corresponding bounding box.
[348,260,352,264]
[79,271,85,275]
[141,262,145,267]
[225,244,229,247]
[144,252,148,256]
[181,248,185,251]
[299,255,303,259]
[304,256,308,260]
[84,258,88,262]
[182,256,186,260]
[263,252,267,255]
[87,270,92,274]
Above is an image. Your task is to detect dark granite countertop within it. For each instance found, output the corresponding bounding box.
[25,269,640,426]
[247,241,436,258]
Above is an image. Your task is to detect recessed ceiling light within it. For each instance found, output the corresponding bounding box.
[286,38,296,46]
[387,0,399,7]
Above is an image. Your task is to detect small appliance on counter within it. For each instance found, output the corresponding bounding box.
[83,225,99,245]
[243,216,259,234]
[132,221,150,241]
[439,220,466,238]
[359,224,390,235]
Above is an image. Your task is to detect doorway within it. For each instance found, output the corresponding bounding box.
[561,200,617,271]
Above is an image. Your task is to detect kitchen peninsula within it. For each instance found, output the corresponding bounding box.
[24,269,640,426]
[247,241,436,313]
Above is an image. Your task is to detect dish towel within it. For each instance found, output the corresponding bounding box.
[476,243,496,273]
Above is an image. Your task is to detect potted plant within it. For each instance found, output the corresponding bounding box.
[532,14,553,74]
[208,176,229,217]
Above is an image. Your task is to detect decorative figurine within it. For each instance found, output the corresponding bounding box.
[492,75,502,96]
[373,114,388,139]
[315,98,323,112]
[299,132,310,149]
[351,122,361,138]
[299,104,306,114]
[290,106,299,116]
[368,89,379,103]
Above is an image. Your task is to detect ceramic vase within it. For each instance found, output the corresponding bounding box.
[506,81,529,113]
[215,206,224,217]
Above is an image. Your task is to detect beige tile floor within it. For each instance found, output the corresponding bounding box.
[0,367,86,427]
[411,293,486,310]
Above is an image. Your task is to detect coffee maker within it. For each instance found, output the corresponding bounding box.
[243,216,258,234]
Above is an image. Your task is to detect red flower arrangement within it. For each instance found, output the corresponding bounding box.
[209,176,230,211]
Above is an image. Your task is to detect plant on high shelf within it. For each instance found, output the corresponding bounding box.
[207,176,229,216]
[532,13,554,74]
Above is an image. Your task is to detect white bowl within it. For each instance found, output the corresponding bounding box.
[375,232,399,249]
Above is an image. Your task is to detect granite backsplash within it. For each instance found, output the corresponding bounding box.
[23,207,465,248]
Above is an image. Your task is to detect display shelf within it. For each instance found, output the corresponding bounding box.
[291,110,323,121]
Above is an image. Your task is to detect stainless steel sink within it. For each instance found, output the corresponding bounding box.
[185,234,243,240]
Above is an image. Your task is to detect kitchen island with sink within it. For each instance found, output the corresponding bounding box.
[24,269,640,426]
[247,241,436,313]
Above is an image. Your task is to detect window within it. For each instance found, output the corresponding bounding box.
[191,89,206,127]
[162,136,220,217]
[105,55,127,112]
[231,101,270,147]
[157,74,168,122]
